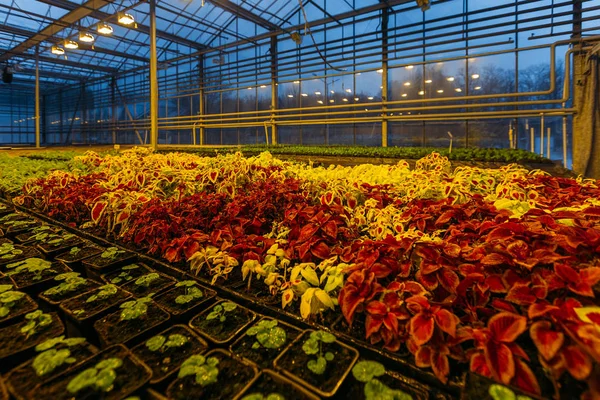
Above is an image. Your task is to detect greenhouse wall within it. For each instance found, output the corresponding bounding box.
[30,0,600,167]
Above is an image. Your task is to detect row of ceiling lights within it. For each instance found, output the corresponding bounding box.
[51,12,135,55]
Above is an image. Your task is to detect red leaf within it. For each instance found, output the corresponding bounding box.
[486,274,506,293]
[310,241,330,259]
[484,342,515,384]
[433,309,458,337]
[366,301,387,316]
[530,321,564,361]
[91,201,107,223]
[443,243,461,258]
[555,263,579,283]
[512,358,541,395]
[491,299,518,314]
[409,313,435,346]
[488,312,527,343]
[365,315,383,339]
[438,267,460,293]
[562,345,592,381]
[431,351,450,384]
[506,284,536,306]
[469,352,491,377]
[481,253,508,266]
[414,346,432,367]
[298,223,319,242]
[415,269,438,291]
[528,302,559,319]
[322,220,338,239]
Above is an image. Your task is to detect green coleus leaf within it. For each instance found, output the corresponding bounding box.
[352,360,386,383]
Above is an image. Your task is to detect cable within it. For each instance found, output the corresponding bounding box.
[296,0,345,72]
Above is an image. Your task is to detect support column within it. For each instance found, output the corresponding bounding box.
[35,45,40,148]
[381,7,389,147]
[270,36,278,145]
[198,55,205,145]
[111,76,116,144]
[149,0,159,149]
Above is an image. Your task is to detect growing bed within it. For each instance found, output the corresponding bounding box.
[0,146,598,400]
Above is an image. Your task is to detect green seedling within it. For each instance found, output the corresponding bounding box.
[43,232,76,247]
[175,280,203,305]
[134,272,160,287]
[488,384,533,400]
[66,357,123,394]
[32,336,86,377]
[100,247,125,260]
[0,242,23,260]
[302,330,336,375]
[352,360,412,400]
[6,257,54,281]
[119,296,153,321]
[246,319,286,350]
[43,272,88,297]
[86,284,118,303]
[110,264,139,284]
[145,333,189,352]
[205,301,237,323]
[69,246,82,256]
[178,355,219,386]
[241,394,285,400]
[0,284,26,318]
[21,310,53,338]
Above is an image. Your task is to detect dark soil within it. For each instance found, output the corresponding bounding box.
[155,283,216,317]
[101,263,152,286]
[7,261,70,291]
[121,272,175,297]
[5,220,41,235]
[31,345,151,400]
[94,302,169,346]
[55,246,103,265]
[190,302,256,344]
[463,372,548,400]
[0,293,37,326]
[83,251,136,273]
[240,370,317,400]
[166,350,257,400]
[37,236,84,257]
[230,319,302,369]
[14,227,57,244]
[0,246,42,268]
[0,312,64,360]
[5,343,96,399]
[131,325,208,384]
[60,285,131,322]
[276,332,357,395]
[342,368,429,400]
[0,238,11,245]
[39,279,101,305]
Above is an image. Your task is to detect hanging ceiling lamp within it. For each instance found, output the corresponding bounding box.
[97,22,113,35]
[64,40,79,49]
[118,12,136,26]
[79,31,95,43]
[51,45,65,55]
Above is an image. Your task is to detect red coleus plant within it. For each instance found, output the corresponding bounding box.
[364,281,427,351]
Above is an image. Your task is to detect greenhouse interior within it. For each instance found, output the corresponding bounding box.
[0,0,600,399]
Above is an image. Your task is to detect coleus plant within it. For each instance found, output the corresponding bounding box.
[12,149,600,397]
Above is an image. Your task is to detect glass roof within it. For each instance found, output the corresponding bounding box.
[0,0,368,89]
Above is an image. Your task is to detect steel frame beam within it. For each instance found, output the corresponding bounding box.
[37,0,207,50]
[0,0,112,63]
[207,0,280,31]
[0,23,147,63]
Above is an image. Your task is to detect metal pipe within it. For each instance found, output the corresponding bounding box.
[35,45,40,148]
[149,0,159,150]
[531,127,535,152]
[540,114,545,156]
[547,127,551,158]
[562,116,568,168]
